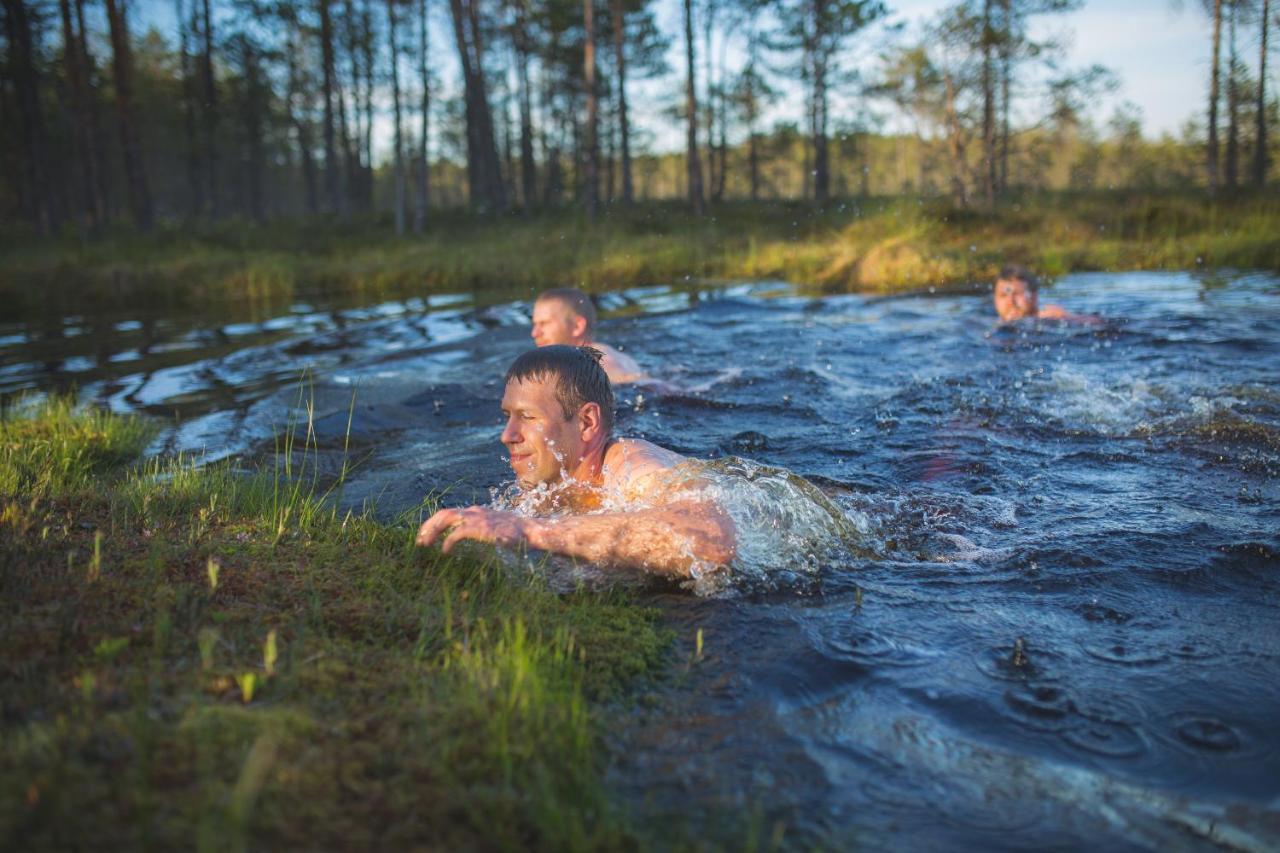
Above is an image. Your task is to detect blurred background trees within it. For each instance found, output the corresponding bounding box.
[1,0,1276,234]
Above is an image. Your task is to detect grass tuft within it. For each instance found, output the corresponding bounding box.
[4,192,1279,322]
[0,397,155,498]
[0,398,672,849]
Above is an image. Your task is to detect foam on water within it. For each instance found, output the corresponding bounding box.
[486,454,871,596]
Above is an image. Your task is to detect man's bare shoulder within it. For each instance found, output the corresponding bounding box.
[591,341,647,383]
[602,438,690,494]
[1039,303,1103,324]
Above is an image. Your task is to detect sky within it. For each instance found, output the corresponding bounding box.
[131,0,1231,157]
[624,0,1218,151]
[888,0,1211,136]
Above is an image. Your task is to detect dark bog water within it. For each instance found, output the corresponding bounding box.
[6,271,1280,847]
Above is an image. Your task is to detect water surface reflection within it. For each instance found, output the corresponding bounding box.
[6,270,1278,847]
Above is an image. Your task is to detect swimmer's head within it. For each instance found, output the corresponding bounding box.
[532,288,597,347]
[993,264,1040,322]
[500,345,614,486]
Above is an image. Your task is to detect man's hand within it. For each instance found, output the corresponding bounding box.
[415,506,533,553]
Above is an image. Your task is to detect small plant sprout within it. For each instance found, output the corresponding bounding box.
[77,670,96,702]
[206,557,220,591]
[197,628,218,671]
[264,629,278,677]
[235,672,258,703]
[87,531,102,582]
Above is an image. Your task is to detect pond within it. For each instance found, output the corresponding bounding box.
[4,270,1279,847]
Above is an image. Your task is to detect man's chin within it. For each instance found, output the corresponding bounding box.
[512,471,545,489]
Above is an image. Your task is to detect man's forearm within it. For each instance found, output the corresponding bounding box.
[523,502,735,576]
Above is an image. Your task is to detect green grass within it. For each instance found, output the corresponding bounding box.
[4,190,1278,321]
[0,399,673,849]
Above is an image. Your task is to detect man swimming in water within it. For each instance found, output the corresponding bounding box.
[530,288,648,383]
[993,265,1101,324]
[415,345,735,576]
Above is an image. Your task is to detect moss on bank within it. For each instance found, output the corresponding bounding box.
[2,191,1277,320]
[0,399,671,849]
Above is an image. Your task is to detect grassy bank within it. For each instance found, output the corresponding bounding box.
[0,399,673,849]
[3,190,1277,319]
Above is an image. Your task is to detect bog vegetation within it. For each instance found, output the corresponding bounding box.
[0,397,681,848]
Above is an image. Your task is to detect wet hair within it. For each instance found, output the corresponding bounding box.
[536,287,598,333]
[505,345,615,435]
[998,264,1040,292]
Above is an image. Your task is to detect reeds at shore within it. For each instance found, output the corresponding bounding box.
[4,191,1276,321]
[0,397,675,848]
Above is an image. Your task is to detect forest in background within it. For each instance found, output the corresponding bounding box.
[2,0,1277,239]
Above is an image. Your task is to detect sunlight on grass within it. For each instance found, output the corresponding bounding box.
[5,192,1277,320]
[0,397,672,848]
[0,397,155,498]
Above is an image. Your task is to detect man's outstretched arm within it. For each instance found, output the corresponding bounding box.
[416,500,736,577]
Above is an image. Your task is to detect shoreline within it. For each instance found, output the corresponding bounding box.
[3,191,1277,321]
[0,399,680,848]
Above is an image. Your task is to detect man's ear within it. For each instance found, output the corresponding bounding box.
[577,401,603,442]
[571,314,589,340]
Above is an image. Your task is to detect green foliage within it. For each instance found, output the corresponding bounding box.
[3,192,1278,324]
[0,399,672,849]
[0,397,155,498]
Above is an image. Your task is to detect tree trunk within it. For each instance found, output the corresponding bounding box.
[104,0,153,229]
[604,87,616,202]
[747,33,759,202]
[335,58,355,218]
[200,0,219,218]
[944,71,969,208]
[502,72,515,203]
[174,0,203,219]
[516,28,536,207]
[2,0,57,232]
[1255,0,1270,186]
[240,36,265,222]
[583,0,599,218]
[285,33,319,215]
[342,0,366,211]
[714,29,727,201]
[74,0,111,221]
[702,0,716,198]
[361,0,377,208]
[1225,0,1239,191]
[319,0,340,212]
[414,0,430,230]
[812,0,829,204]
[980,0,995,207]
[448,0,507,211]
[540,50,562,205]
[60,0,105,227]
[801,54,811,200]
[682,0,704,214]
[610,0,632,203]
[998,0,1010,194]
[387,0,406,234]
[1208,0,1222,195]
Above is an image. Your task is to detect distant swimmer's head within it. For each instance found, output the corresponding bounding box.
[532,287,597,347]
[993,264,1040,322]
[501,345,614,487]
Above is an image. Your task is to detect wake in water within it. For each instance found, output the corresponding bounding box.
[488,454,872,596]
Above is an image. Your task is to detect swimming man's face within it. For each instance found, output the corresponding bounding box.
[531,299,586,347]
[500,377,582,487]
[994,277,1038,322]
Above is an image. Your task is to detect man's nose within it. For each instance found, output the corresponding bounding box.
[501,417,520,444]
